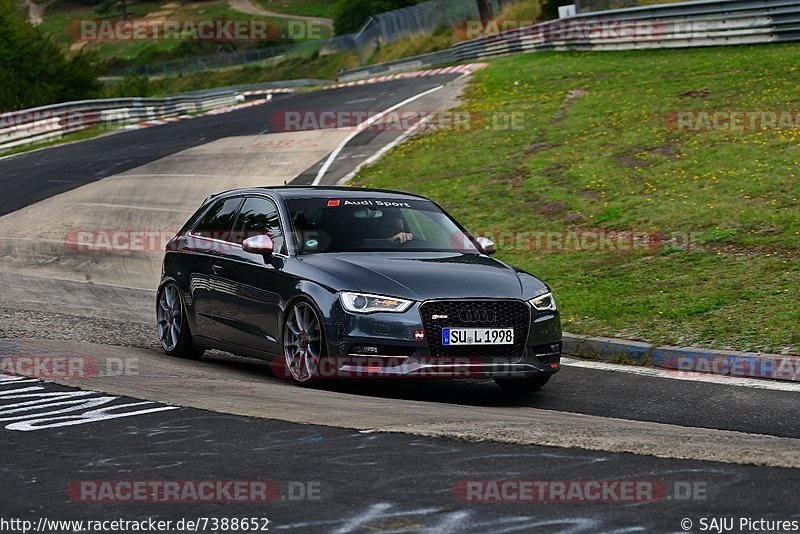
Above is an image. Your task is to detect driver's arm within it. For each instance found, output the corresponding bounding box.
[389,231,414,244]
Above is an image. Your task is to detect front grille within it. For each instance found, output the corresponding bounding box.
[420,300,530,361]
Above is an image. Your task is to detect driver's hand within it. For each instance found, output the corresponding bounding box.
[389,232,414,244]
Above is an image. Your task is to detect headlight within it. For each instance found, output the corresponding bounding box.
[340,292,413,314]
[529,292,557,311]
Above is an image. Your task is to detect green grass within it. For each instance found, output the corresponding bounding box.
[353,44,800,355]
[39,0,331,68]
[368,28,456,64]
[253,0,336,19]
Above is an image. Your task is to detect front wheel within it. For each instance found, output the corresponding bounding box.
[282,300,324,386]
[157,282,204,359]
[494,375,551,394]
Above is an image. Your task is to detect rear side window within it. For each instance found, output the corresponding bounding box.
[235,196,286,254]
[192,197,243,242]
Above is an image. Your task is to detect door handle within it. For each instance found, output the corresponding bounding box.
[211,263,224,274]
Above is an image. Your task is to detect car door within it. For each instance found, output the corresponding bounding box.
[180,196,243,341]
[209,195,291,355]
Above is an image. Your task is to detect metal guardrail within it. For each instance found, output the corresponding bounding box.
[171,79,331,97]
[0,78,328,152]
[338,49,458,79]
[0,92,236,152]
[338,0,800,81]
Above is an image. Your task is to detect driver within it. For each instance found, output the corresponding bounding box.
[386,215,413,244]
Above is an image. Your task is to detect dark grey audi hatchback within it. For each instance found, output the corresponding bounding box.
[157,186,561,392]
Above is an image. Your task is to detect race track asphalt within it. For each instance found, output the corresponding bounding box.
[0,72,797,533]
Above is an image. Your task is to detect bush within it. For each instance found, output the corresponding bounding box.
[104,74,152,98]
[0,0,100,110]
[495,0,542,23]
[369,26,455,63]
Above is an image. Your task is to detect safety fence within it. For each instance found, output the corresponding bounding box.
[323,0,510,63]
[118,0,511,76]
[338,0,800,81]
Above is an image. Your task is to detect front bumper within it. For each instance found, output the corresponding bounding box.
[322,299,562,378]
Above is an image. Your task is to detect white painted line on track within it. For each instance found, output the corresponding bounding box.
[0,237,64,244]
[338,111,436,185]
[62,202,195,213]
[561,357,800,392]
[344,98,378,105]
[119,173,239,178]
[0,375,179,432]
[312,84,444,185]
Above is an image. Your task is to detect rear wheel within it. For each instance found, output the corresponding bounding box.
[494,375,551,394]
[157,282,204,359]
[283,300,324,386]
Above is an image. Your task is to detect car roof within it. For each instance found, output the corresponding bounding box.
[205,186,431,204]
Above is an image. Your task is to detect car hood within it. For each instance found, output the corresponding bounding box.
[298,252,544,300]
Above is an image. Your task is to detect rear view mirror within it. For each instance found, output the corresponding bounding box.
[242,234,274,256]
[353,208,384,219]
[476,236,497,255]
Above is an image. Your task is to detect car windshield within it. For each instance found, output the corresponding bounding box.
[286,197,480,254]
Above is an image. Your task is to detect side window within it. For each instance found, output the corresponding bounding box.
[192,197,243,242]
[235,197,286,254]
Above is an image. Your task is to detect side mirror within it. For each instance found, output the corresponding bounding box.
[476,236,496,255]
[242,234,274,256]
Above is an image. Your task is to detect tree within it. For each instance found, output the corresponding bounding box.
[476,0,490,21]
[539,0,564,19]
[333,0,418,35]
[0,0,100,110]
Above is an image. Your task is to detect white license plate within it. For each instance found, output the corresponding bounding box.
[441,327,514,345]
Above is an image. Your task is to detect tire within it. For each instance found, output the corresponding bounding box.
[282,299,325,386]
[157,282,205,359]
[494,375,551,394]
